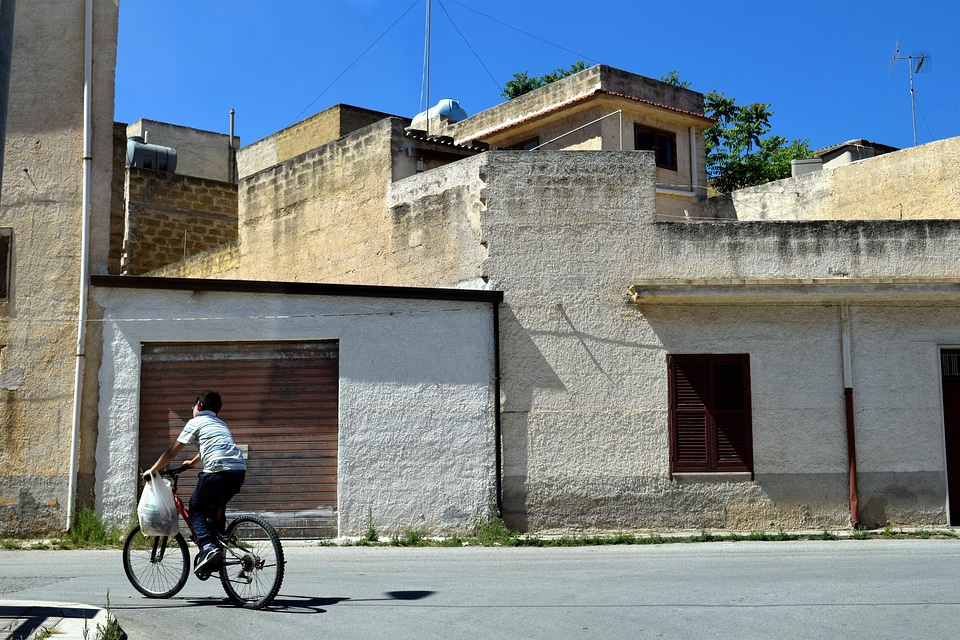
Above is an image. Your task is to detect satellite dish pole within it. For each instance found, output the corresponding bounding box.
[890,40,929,146]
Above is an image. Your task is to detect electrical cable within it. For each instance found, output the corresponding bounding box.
[444,0,597,65]
[435,0,502,95]
[290,0,420,126]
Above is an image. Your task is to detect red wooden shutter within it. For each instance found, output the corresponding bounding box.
[669,354,752,474]
[669,356,709,471]
[712,358,752,472]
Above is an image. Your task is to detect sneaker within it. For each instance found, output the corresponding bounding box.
[194,544,223,578]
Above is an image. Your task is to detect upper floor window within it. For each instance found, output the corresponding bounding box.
[668,354,752,474]
[512,137,540,151]
[635,125,677,171]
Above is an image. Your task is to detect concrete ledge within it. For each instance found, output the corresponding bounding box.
[0,600,122,640]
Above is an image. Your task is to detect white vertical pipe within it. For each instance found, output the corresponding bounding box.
[67,0,93,530]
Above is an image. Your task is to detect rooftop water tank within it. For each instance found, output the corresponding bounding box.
[411,99,468,127]
[126,136,178,173]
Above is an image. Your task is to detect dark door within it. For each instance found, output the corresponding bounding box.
[942,350,960,525]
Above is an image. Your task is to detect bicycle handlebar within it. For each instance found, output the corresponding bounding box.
[161,464,193,477]
[143,464,192,481]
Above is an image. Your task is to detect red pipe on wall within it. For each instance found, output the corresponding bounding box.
[845,387,859,527]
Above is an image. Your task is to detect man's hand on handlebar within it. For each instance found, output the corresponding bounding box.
[141,459,195,482]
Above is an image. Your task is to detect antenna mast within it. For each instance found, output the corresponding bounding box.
[889,40,929,146]
[423,0,431,135]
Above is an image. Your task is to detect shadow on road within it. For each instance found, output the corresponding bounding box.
[112,590,437,615]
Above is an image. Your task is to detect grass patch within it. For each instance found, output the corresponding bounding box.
[390,528,429,547]
[65,508,130,548]
[470,516,520,547]
[850,525,870,540]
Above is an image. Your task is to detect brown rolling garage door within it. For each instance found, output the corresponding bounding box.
[138,341,338,538]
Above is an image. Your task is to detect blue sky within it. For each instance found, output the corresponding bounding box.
[115,1,960,152]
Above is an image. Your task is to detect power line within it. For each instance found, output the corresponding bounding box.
[290,0,421,126]
[444,0,597,65]
[435,0,502,96]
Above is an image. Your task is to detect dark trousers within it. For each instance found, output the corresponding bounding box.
[189,469,245,548]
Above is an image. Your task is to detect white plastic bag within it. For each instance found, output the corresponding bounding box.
[137,472,179,537]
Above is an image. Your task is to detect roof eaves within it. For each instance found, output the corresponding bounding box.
[90,275,504,304]
[460,89,714,145]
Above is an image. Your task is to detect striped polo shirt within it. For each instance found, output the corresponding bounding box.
[177,410,246,472]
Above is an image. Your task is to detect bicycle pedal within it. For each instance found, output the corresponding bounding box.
[196,570,212,581]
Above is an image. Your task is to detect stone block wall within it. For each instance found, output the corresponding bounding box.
[236,118,402,284]
[122,167,237,275]
[238,104,399,179]
[109,123,128,274]
[146,241,239,278]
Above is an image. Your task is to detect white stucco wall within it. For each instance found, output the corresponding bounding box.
[389,150,960,531]
[92,284,499,536]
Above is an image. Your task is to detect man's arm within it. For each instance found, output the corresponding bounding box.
[142,441,187,480]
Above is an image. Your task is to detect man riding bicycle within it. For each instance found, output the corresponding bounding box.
[143,390,246,577]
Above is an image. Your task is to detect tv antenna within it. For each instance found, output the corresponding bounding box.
[889,40,930,146]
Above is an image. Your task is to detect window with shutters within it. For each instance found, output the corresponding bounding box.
[668,354,752,474]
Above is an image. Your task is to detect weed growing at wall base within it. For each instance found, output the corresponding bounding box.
[362,524,958,548]
[68,508,130,548]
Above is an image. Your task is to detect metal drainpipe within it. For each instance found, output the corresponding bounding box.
[841,304,860,526]
[492,300,503,517]
[66,0,94,531]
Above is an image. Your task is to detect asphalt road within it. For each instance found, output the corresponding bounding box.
[2,539,959,639]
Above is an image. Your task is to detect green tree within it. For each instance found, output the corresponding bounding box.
[661,71,809,193]
[501,61,586,99]
[703,91,809,194]
[660,70,690,89]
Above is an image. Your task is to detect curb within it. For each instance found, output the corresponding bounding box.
[0,600,122,640]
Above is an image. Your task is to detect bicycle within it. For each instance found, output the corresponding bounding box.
[122,464,285,609]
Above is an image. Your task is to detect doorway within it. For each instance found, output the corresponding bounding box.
[941,349,960,525]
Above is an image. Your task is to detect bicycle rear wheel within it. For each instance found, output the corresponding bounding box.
[219,515,285,609]
[122,525,190,598]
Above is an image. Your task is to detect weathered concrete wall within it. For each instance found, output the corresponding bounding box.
[0,0,118,535]
[237,104,399,180]
[224,99,960,533]
[236,118,429,284]
[701,136,960,221]
[127,119,236,183]
[122,167,237,275]
[435,64,709,224]
[146,241,239,279]
[92,284,498,536]
[386,151,960,532]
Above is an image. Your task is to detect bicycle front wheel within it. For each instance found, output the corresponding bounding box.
[219,515,285,609]
[122,525,190,598]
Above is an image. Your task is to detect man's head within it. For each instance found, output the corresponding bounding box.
[196,390,222,415]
